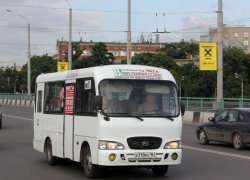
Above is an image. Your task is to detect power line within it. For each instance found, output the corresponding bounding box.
[0,3,215,15]
[0,43,55,46]
[170,17,250,33]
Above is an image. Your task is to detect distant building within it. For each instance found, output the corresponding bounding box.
[56,40,163,63]
[175,54,200,67]
[1,66,22,72]
[200,25,250,52]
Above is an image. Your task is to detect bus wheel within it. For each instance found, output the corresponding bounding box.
[82,146,101,179]
[152,165,169,176]
[45,139,60,165]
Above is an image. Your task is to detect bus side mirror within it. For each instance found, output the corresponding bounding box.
[180,102,185,116]
[94,96,102,110]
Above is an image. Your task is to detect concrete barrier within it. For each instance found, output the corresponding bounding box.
[12,99,17,105]
[3,99,8,105]
[16,100,21,106]
[182,111,194,123]
[202,112,215,123]
[21,100,26,106]
[182,111,215,124]
[26,100,31,107]
[31,101,35,107]
[0,99,2,104]
[8,99,12,105]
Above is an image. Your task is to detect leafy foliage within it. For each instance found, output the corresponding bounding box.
[21,54,57,92]
[158,41,199,59]
[72,42,115,69]
[64,42,85,63]
[179,63,216,97]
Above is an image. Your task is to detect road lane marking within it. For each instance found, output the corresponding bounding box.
[183,145,250,160]
[3,114,33,121]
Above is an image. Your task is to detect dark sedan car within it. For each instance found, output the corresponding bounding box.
[196,108,250,150]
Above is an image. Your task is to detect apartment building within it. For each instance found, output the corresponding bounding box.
[200,25,250,52]
[56,40,163,63]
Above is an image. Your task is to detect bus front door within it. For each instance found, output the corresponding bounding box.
[34,83,44,141]
[64,82,75,159]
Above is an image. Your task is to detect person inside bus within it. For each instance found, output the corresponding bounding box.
[138,93,158,113]
[102,95,109,113]
[60,87,64,111]
[128,92,142,113]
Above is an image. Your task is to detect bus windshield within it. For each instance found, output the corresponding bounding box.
[99,79,179,117]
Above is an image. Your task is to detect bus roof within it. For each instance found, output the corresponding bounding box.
[36,65,176,83]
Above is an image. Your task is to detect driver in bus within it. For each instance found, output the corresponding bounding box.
[138,93,158,113]
[60,87,64,111]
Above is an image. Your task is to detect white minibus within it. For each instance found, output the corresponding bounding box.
[33,65,185,178]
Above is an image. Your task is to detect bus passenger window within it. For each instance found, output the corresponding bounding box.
[84,91,95,113]
[75,78,96,115]
[44,82,64,113]
[37,91,42,113]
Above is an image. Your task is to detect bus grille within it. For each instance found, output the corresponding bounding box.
[127,137,162,149]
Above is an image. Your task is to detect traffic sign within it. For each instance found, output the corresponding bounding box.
[57,62,68,72]
[199,43,217,71]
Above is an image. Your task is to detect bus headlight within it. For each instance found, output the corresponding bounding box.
[164,141,181,149]
[99,141,125,150]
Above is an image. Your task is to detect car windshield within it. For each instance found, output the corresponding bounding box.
[99,79,179,117]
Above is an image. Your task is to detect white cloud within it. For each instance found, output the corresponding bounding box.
[181,14,217,41]
[0,0,105,66]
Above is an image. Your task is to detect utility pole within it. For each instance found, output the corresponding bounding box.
[69,7,72,70]
[6,9,31,94]
[65,0,72,70]
[127,0,131,65]
[217,0,223,102]
[28,23,31,94]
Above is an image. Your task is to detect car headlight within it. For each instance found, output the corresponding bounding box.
[99,141,125,150]
[164,141,181,149]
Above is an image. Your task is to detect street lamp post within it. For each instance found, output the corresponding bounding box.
[64,0,72,70]
[180,76,185,98]
[14,77,18,93]
[235,73,243,104]
[6,9,31,94]
[127,0,131,65]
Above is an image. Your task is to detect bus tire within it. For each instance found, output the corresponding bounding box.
[0,122,2,129]
[82,146,101,179]
[152,165,169,176]
[45,139,60,165]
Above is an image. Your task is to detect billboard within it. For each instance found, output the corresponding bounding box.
[199,43,217,71]
[57,62,68,72]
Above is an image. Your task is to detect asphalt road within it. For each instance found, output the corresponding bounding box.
[0,105,249,180]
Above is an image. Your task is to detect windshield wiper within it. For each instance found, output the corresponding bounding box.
[106,113,143,121]
[157,115,174,121]
[137,113,174,121]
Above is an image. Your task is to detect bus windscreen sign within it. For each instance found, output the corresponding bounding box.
[113,68,162,80]
[65,85,74,114]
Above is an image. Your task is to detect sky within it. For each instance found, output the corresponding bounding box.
[0,0,250,67]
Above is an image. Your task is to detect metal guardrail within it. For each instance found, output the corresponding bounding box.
[180,97,250,112]
[0,93,35,101]
[0,94,249,112]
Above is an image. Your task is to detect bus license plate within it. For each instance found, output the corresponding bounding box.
[134,153,156,158]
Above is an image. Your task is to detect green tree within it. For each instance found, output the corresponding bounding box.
[72,42,115,69]
[21,54,57,93]
[158,41,199,59]
[179,63,216,97]
[130,52,180,77]
[64,42,86,64]
[223,48,249,98]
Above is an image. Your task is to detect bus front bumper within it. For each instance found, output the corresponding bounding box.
[97,149,182,166]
